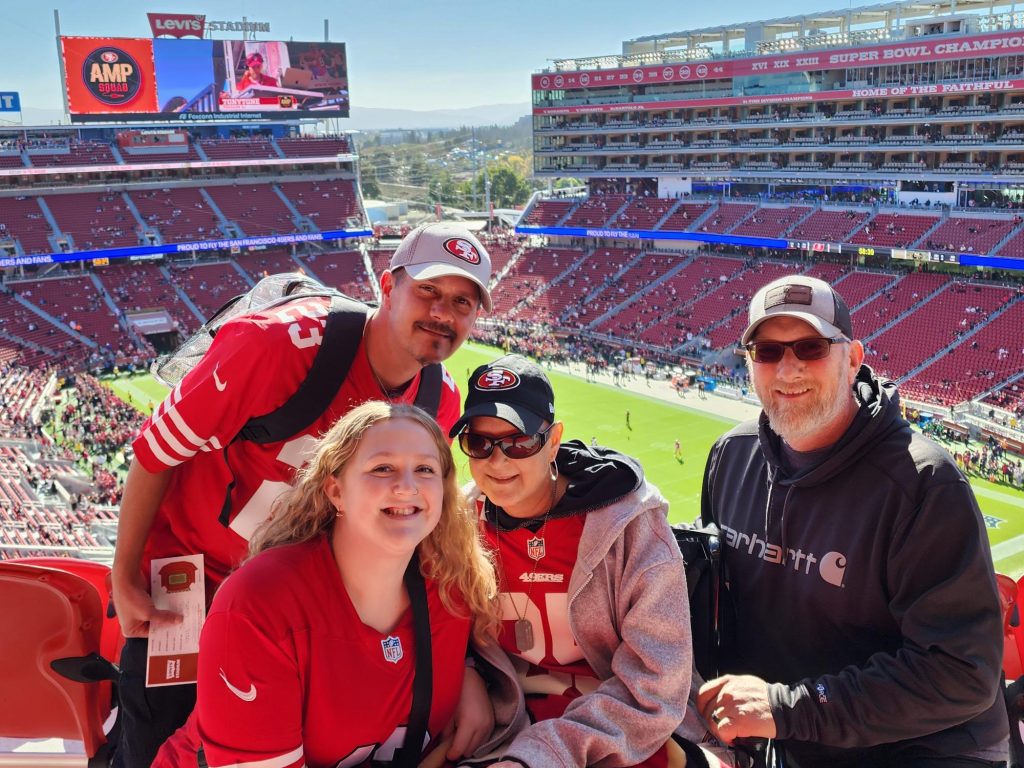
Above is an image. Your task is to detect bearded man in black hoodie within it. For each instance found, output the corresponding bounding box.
[697,275,1007,768]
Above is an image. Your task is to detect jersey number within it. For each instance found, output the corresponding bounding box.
[333,726,429,768]
[499,591,578,665]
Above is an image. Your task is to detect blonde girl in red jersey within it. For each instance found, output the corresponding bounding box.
[154,402,506,768]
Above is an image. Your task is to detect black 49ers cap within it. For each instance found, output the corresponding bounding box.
[448,354,555,438]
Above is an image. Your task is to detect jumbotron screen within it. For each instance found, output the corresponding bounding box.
[61,36,349,122]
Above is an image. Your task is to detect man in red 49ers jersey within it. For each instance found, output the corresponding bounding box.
[111,222,492,768]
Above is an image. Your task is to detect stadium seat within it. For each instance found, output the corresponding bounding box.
[14,557,124,668]
[0,562,111,762]
[998,573,1023,681]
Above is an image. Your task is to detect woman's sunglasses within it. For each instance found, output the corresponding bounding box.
[745,336,847,364]
[458,424,554,460]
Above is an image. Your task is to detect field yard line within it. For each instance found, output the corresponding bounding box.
[973,485,1024,509]
[991,534,1024,561]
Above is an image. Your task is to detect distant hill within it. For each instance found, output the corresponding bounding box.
[347,103,530,130]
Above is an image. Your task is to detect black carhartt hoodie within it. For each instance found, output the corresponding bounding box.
[702,366,1007,766]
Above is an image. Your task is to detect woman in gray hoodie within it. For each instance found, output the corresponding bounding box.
[450,354,729,768]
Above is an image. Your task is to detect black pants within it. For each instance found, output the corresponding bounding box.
[114,638,196,768]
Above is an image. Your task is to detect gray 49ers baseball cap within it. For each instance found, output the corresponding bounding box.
[741,275,853,345]
[389,222,492,311]
[449,354,555,438]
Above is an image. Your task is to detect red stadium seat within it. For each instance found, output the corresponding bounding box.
[15,557,125,668]
[998,573,1023,681]
[0,562,111,761]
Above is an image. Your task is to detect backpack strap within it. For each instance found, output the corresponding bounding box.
[236,295,369,444]
[414,364,443,418]
[217,295,368,528]
[393,551,433,768]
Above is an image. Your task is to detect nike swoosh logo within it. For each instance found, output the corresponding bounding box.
[219,668,256,702]
[213,364,227,392]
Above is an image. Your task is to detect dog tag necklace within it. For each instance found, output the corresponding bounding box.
[506,512,547,654]
[497,475,557,654]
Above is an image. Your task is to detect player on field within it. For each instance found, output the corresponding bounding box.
[450,355,728,767]
[111,222,492,767]
[153,403,504,767]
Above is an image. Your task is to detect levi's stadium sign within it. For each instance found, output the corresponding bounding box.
[148,13,271,38]
[148,13,205,39]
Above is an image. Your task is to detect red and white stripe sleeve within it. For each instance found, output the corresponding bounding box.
[132,317,308,472]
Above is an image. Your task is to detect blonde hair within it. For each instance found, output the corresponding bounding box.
[250,401,499,644]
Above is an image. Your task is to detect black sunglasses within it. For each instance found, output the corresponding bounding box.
[458,424,554,460]
[745,336,847,364]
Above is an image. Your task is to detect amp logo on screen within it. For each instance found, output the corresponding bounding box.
[82,46,142,105]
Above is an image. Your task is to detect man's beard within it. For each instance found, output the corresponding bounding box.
[762,375,852,445]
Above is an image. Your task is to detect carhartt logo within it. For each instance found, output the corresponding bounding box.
[213,364,227,392]
[819,551,847,587]
[219,669,257,702]
[720,524,848,587]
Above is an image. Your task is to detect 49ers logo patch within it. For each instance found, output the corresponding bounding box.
[443,237,481,265]
[83,46,142,106]
[475,368,519,391]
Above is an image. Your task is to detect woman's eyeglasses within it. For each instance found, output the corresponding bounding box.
[458,424,554,460]
[745,336,847,364]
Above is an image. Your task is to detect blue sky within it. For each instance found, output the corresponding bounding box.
[8,0,846,114]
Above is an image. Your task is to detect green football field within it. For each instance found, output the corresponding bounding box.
[106,342,1024,576]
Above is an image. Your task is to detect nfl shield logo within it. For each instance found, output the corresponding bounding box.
[527,536,546,561]
[381,636,403,664]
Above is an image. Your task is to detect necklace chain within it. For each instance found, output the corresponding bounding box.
[493,472,560,652]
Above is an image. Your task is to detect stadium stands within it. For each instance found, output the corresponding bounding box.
[9,276,123,352]
[27,141,116,168]
[277,136,351,157]
[696,203,755,234]
[489,247,584,321]
[198,138,279,161]
[790,209,870,244]
[300,250,375,302]
[203,184,299,237]
[657,202,713,232]
[129,188,222,244]
[903,296,1024,406]
[562,195,629,228]
[517,198,575,226]
[277,180,363,230]
[869,281,1013,382]
[852,271,948,340]
[44,192,140,252]
[730,206,810,239]
[923,217,1018,255]
[850,212,940,249]
[0,196,56,255]
[167,262,250,320]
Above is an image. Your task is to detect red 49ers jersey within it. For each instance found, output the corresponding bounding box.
[133,296,461,595]
[195,536,468,768]
[482,506,679,768]
[481,512,599,697]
